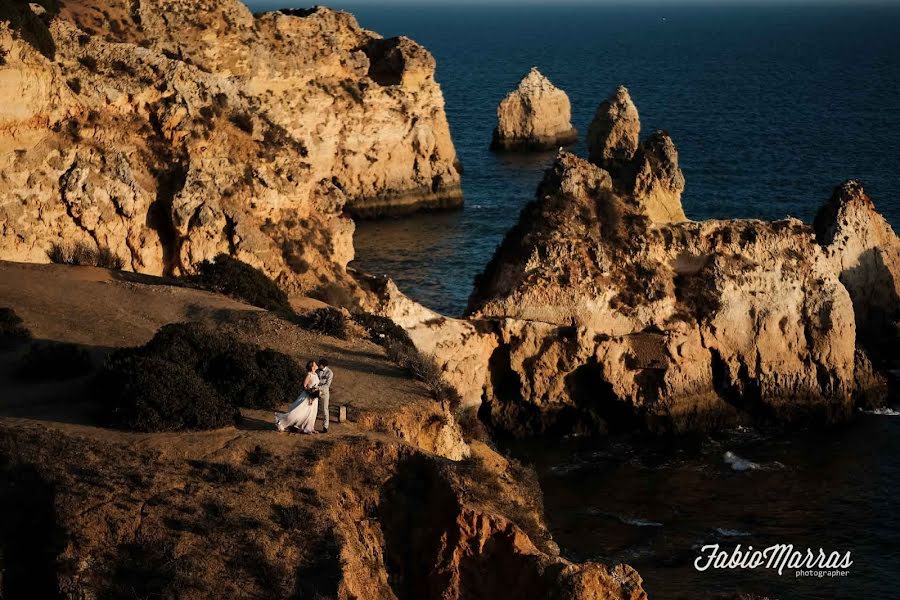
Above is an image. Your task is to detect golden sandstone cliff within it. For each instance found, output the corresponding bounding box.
[458,88,899,436]
[0,4,645,599]
[0,0,461,300]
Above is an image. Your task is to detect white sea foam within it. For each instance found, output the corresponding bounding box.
[863,407,900,416]
[715,528,752,537]
[723,451,760,471]
[618,516,663,527]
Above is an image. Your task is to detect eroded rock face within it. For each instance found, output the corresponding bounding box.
[467,152,884,436]
[587,85,640,170]
[0,1,462,301]
[630,130,687,223]
[363,274,499,410]
[586,87,687,224]
[491,67,578,151]
[814,180,900,361]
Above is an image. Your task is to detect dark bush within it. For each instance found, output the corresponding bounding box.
[0,308,31,350]
[96,355,236,432]
[292,308,348,339]
[385,339,461,409]
[47,241,125,270]
[245,445,273,466]
[351,312,412,348]
[15,341,93,381]
[98,323,303,428]
[190,254,292,313]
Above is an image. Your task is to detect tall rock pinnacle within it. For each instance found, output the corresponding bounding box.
[587,85,641,170]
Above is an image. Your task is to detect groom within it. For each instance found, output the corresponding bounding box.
[316,358,334,433]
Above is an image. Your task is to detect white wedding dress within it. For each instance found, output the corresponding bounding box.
[275,372,320,433]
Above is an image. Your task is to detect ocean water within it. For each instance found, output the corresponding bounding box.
[338,2,900,317]
[508,412,900,599]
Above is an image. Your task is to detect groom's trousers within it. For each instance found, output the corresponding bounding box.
[319,389,330,430]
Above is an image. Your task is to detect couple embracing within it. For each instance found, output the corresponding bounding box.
[274,358,334,434]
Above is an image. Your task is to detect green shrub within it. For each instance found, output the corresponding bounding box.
[191,254,291,313]
[0,308,31,350]
[15,341,93,381]
[292,307,348,339]
[96,355,236,432]
[47,241,125,270]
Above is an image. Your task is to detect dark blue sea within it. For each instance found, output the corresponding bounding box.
[244,3,900,599]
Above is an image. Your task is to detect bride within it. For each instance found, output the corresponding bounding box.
[275,360,320,434]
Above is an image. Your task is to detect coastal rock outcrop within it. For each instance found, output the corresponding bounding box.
[491,68,578,152]
[363,274,499,410]
[466,151,891,436]
[814,180,900,363]
[587,85,640,170]
[0,1,462,301]
[586,86,687,224]
[630,130,687,223]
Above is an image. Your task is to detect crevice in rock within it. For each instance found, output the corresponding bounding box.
[148,163,187,277]
[566,359,640,433]
[361,38,406,87]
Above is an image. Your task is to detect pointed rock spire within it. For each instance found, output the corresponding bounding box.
[629,130,687,223]
[814,180,900,356]
[587,85,641,170]
[490,67,578,151]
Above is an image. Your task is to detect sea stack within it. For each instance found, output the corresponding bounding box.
[586,86,686,224]
[587,85,641,170]
[490,67,578,151]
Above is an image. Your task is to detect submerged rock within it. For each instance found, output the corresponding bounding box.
[491,67,578,152]
[465,151,894,436]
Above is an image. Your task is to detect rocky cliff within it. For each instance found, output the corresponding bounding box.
[458,86,898,437]
[0,1,462,300]
[0,260,646,600]
[491,67,578,152]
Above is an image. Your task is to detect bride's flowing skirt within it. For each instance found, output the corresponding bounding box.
[275,392,318,433]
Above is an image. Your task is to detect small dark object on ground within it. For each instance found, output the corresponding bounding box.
[47,241,125,270]
[0,308,32,350]
[190,254,292,313]
[15,341,94,381]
